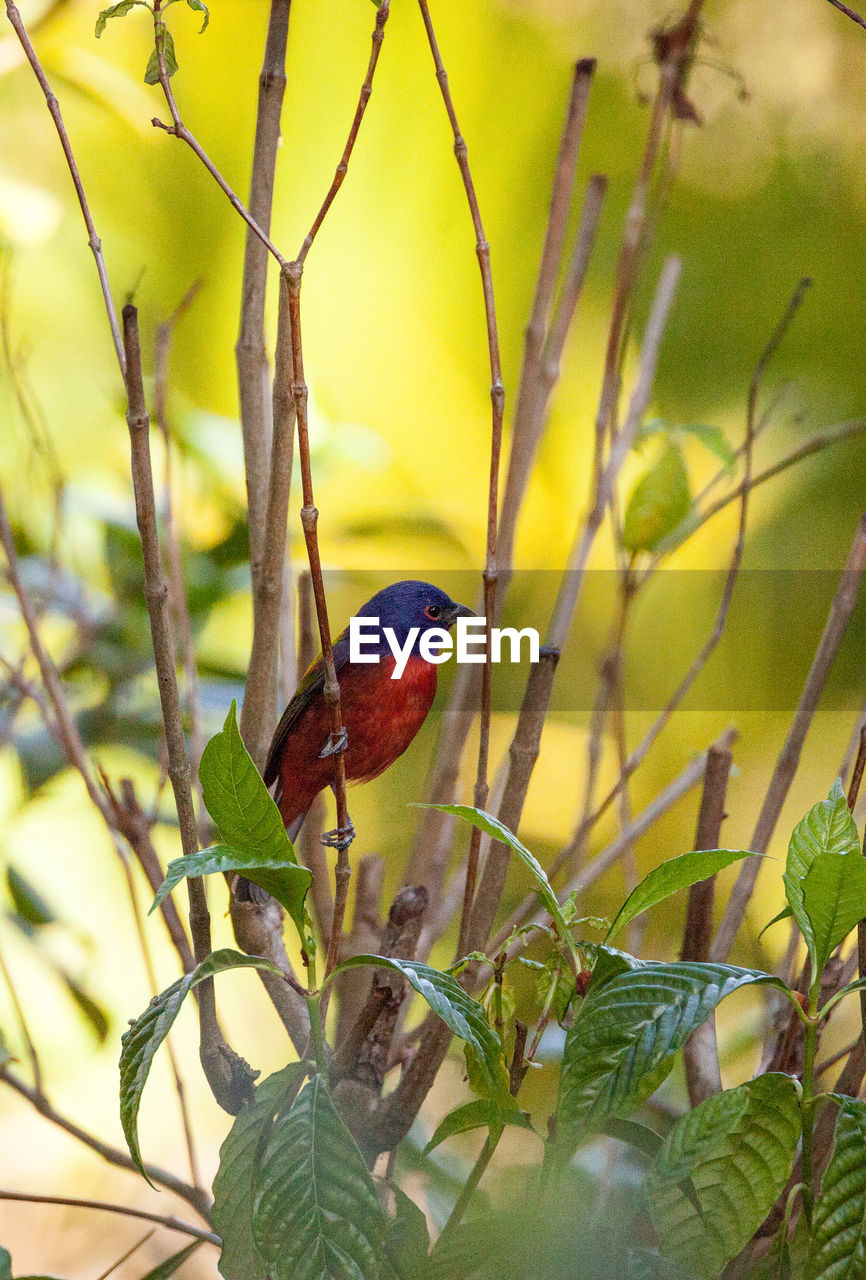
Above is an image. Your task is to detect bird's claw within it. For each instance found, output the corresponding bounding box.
[319,727,348,759]
[321,820,355,851]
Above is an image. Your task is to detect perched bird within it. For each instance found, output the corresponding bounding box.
[259,580,473,861]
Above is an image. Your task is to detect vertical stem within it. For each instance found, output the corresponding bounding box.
[438,1129,502,1240]
[285,267,350,980]
[800,1000,819,1226]
[416,0,505,955]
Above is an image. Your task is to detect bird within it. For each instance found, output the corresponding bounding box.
[235,581,473,903]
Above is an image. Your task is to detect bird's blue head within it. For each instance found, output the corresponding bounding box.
[355,580,474,651]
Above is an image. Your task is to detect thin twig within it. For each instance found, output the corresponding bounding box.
[118,848,202,1191]
[680,743,733,1105]
[0,938,42,1093]
[240,274,296,768]
[3,1,125,375]
[236,0,292,579]
[465,256,681,955]
[712,513,866,962]
[825,0,866,33]
[497,58,597,569]
[296,1,390,267]
[0,1068,211,1220]
[0,1189,218,1244]
[415,0,505,958]
[582,278,812,846]
[491,726,738,955]
[847,725,866,810]
[93,1229,157,1280]
[151,23,289,272]
[154,281,206,797]
[122,304,255,1113]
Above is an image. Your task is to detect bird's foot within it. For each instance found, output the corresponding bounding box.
[319,727,348,759]
[321,819,356,851]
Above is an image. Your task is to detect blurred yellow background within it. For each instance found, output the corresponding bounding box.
[2,0,866,1274]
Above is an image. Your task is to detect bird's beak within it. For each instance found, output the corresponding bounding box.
[443,602,476,628]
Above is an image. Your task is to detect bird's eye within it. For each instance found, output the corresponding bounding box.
[426,604,441,620]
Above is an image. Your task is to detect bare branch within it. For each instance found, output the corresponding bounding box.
[465,256,681,954]
[497,59,597,569]
[0,1188,218,1244]
[491,725,738,955]
[240,274,296,768]
[415,0,505,956]
[825,0,866,33]
[0,1068,211,1221]
[122,304,255,1114]
[712,513,866,962]
[3,1,125,375]
[236,0,292,575]
[681,743,733,1105]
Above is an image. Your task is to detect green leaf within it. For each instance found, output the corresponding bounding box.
[637,420,736,472]
[784,780,861,986]
[58,970,110,1043]
[144,27,178,85]
[556,960,789,1145]
[385,1184,430,1280]
[758,903,794,940]
[95,0,147,38]
[252,1074,389,1280]
[185,0,209,31]
[120,949,282,1180]
[605,849,759,943]
[423,1099,533,1155]
[0,1247,10,1280]
[151,844,310,934]
[808,1098,866,1279]
[802,850,866,981]
[138,1241,203,1280]
[6,865,56,927]
[602,1116,664,1161]
[646,1075,801,1279]
[199,702,308,936]
[213,1062,308,1280]
[422,804,581,967]
[330,954,507,1098]
[623,443,691,554]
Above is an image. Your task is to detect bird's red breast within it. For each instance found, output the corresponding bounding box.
[273,654,438,828]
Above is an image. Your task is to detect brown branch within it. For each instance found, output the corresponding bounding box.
[151,25,289,272]
[711,513,866,962]
[236,0,291,581]
[0,1189,218,1245]
[334,854,385,1047]
[154,281,206,798]
[296,0,390,266]
[122,304,255,1114]
[3,1,125,375]
[240,273,296,769]
[0,938,42,1093]
[680,743,733,1105]
[497,58,597,569]
[416,0,505,957]
[110,778,195,974]
[0,1068,211,1221]
[465,256,681,955]
[583,278,812,846]
[491,725,738,954]
[228,892,310,1056]
[825,0,866,32]
[847,725,866,810]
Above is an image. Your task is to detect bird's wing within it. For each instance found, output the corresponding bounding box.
[263,626,352,788]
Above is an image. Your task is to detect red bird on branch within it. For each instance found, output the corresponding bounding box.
[238,582,472,902]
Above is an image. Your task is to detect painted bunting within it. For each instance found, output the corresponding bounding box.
[237,581,473,903]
